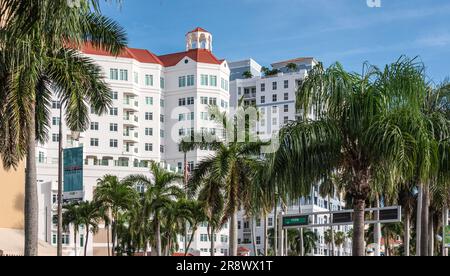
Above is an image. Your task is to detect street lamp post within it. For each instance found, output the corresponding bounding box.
[57,105,63,257]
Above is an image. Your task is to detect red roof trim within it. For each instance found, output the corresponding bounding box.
[158,49,223,67]
[79,43,223,67]
[187,27,209,34]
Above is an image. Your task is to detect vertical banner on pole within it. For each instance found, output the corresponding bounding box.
[63,147,84,201]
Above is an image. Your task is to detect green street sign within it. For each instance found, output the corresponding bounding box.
[445,226,450,248]
[282,216,310,228]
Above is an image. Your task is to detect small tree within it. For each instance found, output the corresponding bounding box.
[242,71,253,79]
[286,63,298,72]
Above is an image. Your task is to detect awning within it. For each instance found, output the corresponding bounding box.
[0,228,57,256]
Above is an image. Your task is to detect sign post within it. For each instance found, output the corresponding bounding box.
[63,147,84,201]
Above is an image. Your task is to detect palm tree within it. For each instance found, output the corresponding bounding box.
[125,162,184,256]
[62,202,82,256]
[324,229,335,256]
[242,71,253,79]
[94,175,138,256]
[77,201,104,256]
[0,0,127,256]
[186,106,267,256]
[270,58,432,256]
[286,63,298,72]
[334,231,346,256]
[183,201,207,256]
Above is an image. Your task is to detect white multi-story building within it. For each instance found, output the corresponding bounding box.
[229,58,352,256]
[36,27,231,256]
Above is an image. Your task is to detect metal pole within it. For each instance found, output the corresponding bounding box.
[57,105,63,257]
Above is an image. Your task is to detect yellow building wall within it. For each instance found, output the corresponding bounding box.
[0,161,25,229]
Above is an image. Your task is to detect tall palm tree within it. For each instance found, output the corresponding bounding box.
[270,58,432,256]
[62,202,82,256]
[125,162,184,256]
[324,229,335,256]
[94,175,138,256]
[186,105,267,256]
[0,0,127,256]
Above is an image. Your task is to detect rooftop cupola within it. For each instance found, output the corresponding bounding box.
[186,27,212,52]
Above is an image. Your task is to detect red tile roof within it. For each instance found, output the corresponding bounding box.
[158,49,223,67]
[80,43,163,65]
[79,44,223,67]
[187,27,209,34]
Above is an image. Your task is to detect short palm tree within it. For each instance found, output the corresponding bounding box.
[0,0,127,256]
[62,202,82,256]
[242,71,253,79]
[125,161,184,256]
[334,231,346,256]
[94,175,138,256]
[77,201,104,256]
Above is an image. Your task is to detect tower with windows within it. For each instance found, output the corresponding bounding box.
[186,27,213,52]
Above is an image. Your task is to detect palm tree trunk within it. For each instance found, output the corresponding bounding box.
[84,228,89,256]
[416,184,423,256]
[57,106,63,257]
[106,224,111,256]
[404,210,411,256]
[251,217,257,256]
[210,227,215,257]
[24,102,38,256]
[428,214,434,256]
[374,194,382,257]
[264,214,269,256]
[74,230,78,256]
[111,220,116,256]
[185,225,197,256]
[328,196,335,256]
[353,198,366,256]
[155,217,162,256]
[274,203,278,256]
[183,152,189,254]
[229,212,238,256]
[420,183,430,256]
[443,206,448,257]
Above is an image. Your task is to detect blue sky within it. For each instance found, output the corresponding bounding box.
[100,0,450,83]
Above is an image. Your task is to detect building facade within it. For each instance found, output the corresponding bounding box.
[36,27,231,256]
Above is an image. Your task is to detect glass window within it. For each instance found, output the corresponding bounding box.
[146,97,153,105]
[90,138,99,147]
[187,75,195,86]
[52,101,61,109]
[284,80,289,89]
[201,75,209,86]
[179,98,186,106]
[273,94,278,102]
[52,117,60,126]
[110,107,118,116]
[109,139,119,148]
[209,97,217,106]
[119,69,128,81]
[145,128,153,136]
[134,72,139,84]
[145,112,153,121]
[179,76,186,87]
[110,68,118,80]
[145,143,153,152]
[145,75,154,86]
[201,97,208,105]
[52,134,60,142]
[110,123,118,132]
[261,96,265,104]
[272,82,277,90]
[210,75,217,87]
[284,93,289,101]
[160,77,165,89]
[110,91,118,100]
[261,83,266,92]
[284,105,289,113]
[187,97,195,105]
